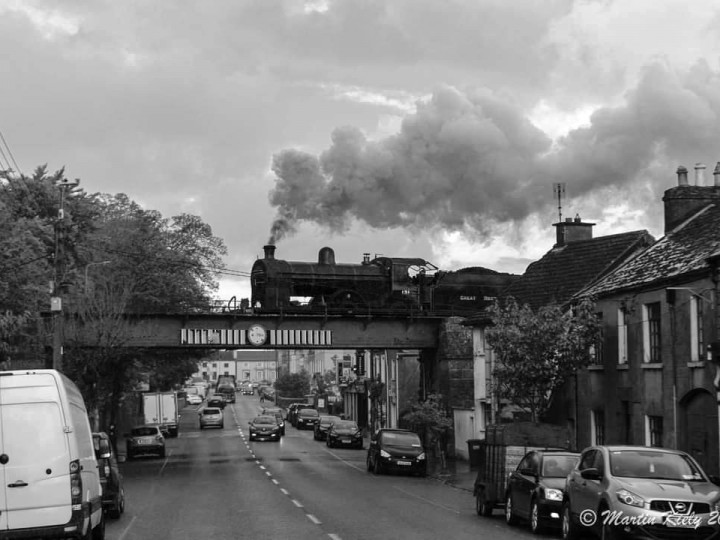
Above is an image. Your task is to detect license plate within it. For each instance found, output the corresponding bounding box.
[341,438,351,443]
[139,438,152,445]
[397,460,412,466]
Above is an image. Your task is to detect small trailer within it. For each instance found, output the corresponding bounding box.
[473,422,571,516]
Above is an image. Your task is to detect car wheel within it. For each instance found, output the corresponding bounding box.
[91,515,105,540]
[505,493,519,525]
[108,488,124,519]
[530,499,544,534]
[475,488,493,517]
[561,502,581,540]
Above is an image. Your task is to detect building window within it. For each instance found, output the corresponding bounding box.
[645,415,663,447]
[690,296,705,362]
[223,363,229,368]
[643,302,662,363]
[202,362,208,368]
[617,308,628,364]
[591,410,605,445]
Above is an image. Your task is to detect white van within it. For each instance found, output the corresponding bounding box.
[0,369,105,539]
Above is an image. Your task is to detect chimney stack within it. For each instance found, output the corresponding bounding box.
[663,162,720,232]
[553,214,595,247]
[263,244,276,260]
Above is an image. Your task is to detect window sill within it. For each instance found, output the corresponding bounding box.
[641,363,663,370]
[687,361,705,369]
[616,364,629,371]
[587,365,604,371]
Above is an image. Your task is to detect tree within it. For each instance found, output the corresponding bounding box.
[486,296,601,422]
[274,370,311,399]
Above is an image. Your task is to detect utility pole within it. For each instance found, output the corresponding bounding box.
[51,178,80,372]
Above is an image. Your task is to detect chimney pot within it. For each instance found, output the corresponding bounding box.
[574,214,581,222]
[695,162,706,186]
[677,165,688,186]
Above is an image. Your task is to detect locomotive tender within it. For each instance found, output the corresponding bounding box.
[251,245,518,315]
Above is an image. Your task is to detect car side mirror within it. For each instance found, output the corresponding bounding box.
[519,468,536,478]
[580,468,602,481]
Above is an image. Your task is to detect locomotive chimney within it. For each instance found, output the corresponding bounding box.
[363,253,370,264]
[263,244,276,260]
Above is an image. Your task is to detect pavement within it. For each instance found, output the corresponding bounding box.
[427,457,477,493]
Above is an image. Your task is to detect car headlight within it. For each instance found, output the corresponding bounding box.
[417,452,426,461]
[616,489,645,508]
[544,488,563,501]
[380,449,391,458]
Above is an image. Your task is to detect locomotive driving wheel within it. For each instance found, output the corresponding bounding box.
[329,290,367,309]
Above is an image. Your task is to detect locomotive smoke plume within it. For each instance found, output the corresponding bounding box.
[268,62,720,243]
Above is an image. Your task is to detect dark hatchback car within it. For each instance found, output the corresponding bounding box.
[367,428,426,476]
[93,432,125,519]
[287,403,310,426]
[248,415,282,441]
[207,395,226,409]
[296,408,320,430]
[125,425,166,459]
[504,450,580,534]
[326,420,363,449]
[314,415,342,441]
[261,407,286,436]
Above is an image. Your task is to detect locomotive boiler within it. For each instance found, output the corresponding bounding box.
[251,245,518,315]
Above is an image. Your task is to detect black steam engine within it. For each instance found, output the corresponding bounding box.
[251,245,518,315]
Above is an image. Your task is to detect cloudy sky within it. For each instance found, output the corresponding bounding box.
[3,0,720,300]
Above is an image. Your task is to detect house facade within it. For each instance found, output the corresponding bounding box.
[576,164,720,474]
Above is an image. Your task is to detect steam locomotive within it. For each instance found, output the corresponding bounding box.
[250,245,518,315]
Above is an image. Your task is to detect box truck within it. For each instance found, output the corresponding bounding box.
[142,392,179,437]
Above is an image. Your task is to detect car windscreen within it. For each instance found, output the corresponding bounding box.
[609,450,706,481]
[381,432,422,448]
[202,408,221,415]
[299,409,319,416]
[131,427,158,436]
[253,416,276,425]
[542,455,579,477]
[333,421,358,430]
[319,416,341,425]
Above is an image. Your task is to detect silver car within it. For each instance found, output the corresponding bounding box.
[562,445,720,540]
[199,407,224,429]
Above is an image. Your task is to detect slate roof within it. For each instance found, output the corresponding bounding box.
[500,230,655,311]
[581,203,720,298]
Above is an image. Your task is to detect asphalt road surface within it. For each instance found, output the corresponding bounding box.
[105,393,556,540]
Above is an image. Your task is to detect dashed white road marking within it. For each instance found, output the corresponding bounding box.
[292,499,304,508]
[272,479,279,485]
[328,534,342,540]
[307,514,321,525]
[280,488,290,496]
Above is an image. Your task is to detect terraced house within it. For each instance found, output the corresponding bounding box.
[576,163,720,475]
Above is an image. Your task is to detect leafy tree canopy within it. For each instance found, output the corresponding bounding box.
[486,296,601,422]
[274,370,311,398]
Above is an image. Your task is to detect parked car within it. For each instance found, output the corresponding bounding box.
[504,450,580,534]
[314,415,342,441]
[248,415,282,442]
[296,408,320,430]
[326,420,363,449]
[562,445,720,540]
[93,431,125,519]
[367,428,426,476]
[199,407,224,429]
[261,407,286,436]
[207,395,226,409]
[186,393,203,405]
[125,425,166,459]
[287,403,311,426]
